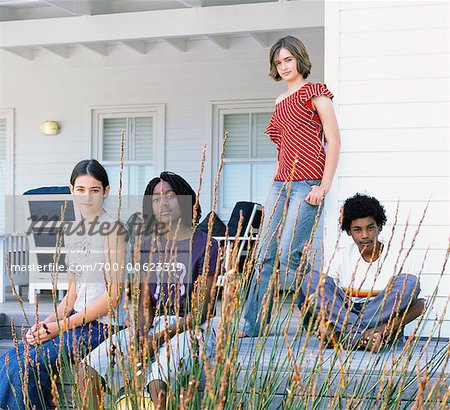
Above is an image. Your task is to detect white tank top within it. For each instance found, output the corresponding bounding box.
[64,212,123,325]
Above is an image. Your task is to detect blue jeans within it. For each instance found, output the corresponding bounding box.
[0,319,109,410]
[243,180,322,336]
[302,271,421,345]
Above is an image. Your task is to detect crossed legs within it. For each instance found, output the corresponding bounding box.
[302,271,423,350]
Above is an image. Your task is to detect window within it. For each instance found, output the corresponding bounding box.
[92,105,165,197]
[0,109,13,234]
[213,102,277,217]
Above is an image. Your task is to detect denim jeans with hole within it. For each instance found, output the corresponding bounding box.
[243,180,322,337]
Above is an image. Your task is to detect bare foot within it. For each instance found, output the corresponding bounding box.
[238,331,251,338]
[368,330,383,352]
[356,299,426,352]
[316,322,340,348]
[359,323,387,352]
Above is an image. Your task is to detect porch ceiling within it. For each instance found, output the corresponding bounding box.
[0,0,324,60]
[0,1,280,21]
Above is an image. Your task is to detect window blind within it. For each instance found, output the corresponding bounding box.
[102,117,127,161]
[103,117,153,162]
[134,117,153,161]
[221,111,275,212]
[252,112,276,158]
[223,114,250,159]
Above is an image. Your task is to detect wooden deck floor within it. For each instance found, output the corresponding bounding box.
[1,290,449,409]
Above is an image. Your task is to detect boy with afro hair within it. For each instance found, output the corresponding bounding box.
[302,193,424,351]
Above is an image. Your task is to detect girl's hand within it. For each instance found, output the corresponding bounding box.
[25,324,38,344]
[26,322,60,346]
[305,185,326,206]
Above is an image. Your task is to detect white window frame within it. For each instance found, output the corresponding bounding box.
[0,108,14,234]
[91,104,165,190]
[211,100,276,219]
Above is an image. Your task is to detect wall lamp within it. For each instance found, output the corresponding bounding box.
[39,120,61,136]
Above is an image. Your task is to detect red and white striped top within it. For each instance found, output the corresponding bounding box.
[265,82,334,182]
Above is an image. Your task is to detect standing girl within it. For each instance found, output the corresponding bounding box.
[243,36,340,337]
[0,159,126,409]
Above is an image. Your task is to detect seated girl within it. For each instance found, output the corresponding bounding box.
[81,171,219,409]
[0,159,126,410]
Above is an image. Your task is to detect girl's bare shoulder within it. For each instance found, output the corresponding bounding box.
[275,92,287,105]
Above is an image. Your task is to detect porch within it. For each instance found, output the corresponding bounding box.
[1,290,448,409]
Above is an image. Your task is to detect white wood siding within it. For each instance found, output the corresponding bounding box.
[325,1,450,337]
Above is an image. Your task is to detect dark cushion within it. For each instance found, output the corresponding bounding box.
[24,186,74,221]
[227,201,262,237]
[197,211,227,237]
[23,186,71,195]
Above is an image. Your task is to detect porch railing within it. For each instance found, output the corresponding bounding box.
[0,233,29,303]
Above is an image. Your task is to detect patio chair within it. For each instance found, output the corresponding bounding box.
[211,201,263,286]
[23,186,77,303]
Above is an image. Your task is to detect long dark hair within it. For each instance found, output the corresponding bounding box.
[142,171,201,234]
[70,159,109,190]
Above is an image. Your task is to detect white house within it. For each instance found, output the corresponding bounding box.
[0,0,448,336]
